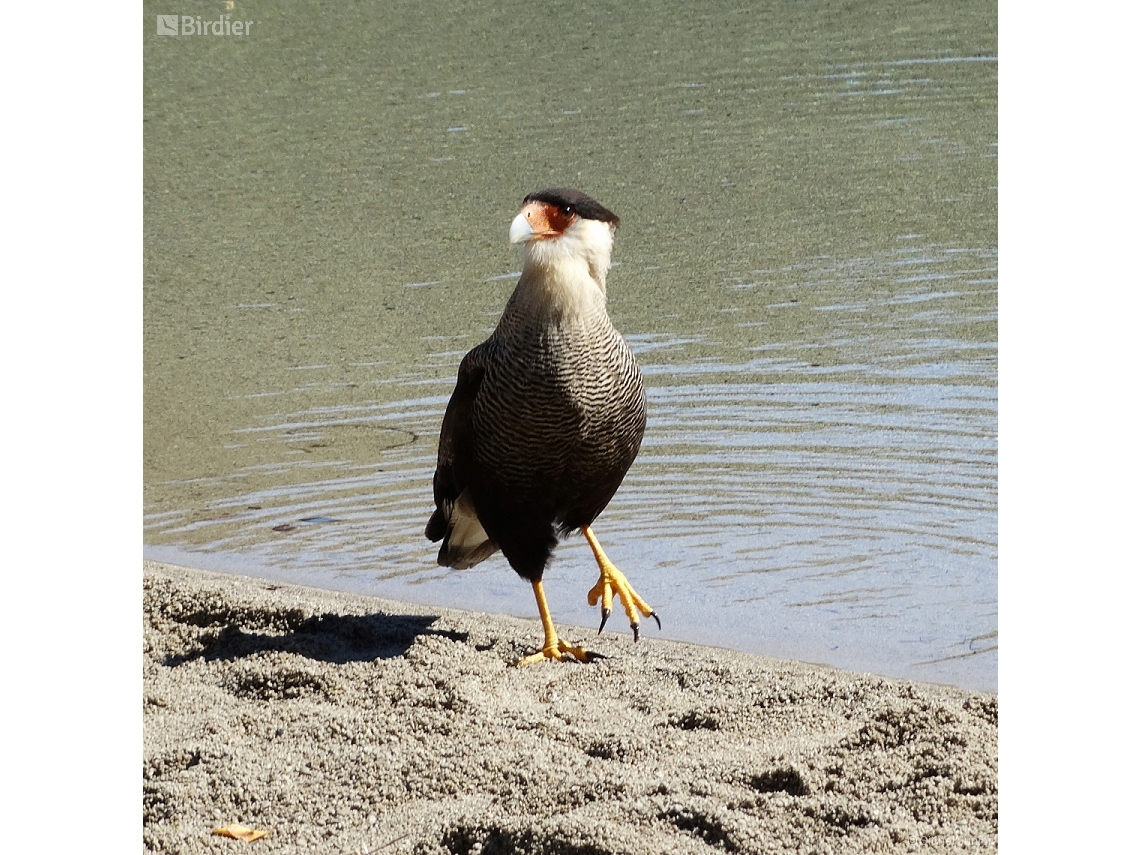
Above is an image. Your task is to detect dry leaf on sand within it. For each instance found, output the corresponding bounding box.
[212,823,270,842]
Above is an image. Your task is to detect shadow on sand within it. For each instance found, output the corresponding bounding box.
[163,610,468,667]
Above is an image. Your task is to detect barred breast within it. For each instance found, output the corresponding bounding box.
[472,305,647,535]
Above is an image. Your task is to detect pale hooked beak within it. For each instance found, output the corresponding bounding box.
[508,210,535,244]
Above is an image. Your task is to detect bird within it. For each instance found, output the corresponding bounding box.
[425,187,659,665]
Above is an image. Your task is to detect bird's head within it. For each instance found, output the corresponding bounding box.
[509,188,620,291]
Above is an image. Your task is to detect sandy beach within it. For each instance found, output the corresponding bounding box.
[143,561,996,853]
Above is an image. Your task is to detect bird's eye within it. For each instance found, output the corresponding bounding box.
[563,206,573,216]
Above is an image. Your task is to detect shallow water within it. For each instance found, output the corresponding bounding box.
[144,0,997,690]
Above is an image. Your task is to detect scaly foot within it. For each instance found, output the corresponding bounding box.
[513,579,605,666]
[514,638,602,666]
[582,526,660,640]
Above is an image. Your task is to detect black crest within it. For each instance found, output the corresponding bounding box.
[523,188,620,226]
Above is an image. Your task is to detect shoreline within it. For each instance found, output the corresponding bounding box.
[144,560,997,853]
[140,544,997,694]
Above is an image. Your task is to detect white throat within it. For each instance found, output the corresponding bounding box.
[514,218,615,320]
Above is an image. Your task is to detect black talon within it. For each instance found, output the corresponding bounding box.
[632,622,640,642]
[598,607,611,634]
[650,611,661,630]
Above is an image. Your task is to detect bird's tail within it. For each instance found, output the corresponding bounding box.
[426,489,499,569]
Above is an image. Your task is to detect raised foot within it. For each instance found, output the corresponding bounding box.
[582,526,661,641]
[513,639,605,667]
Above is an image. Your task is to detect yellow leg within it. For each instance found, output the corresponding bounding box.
[582,525,660,640]
[514,580,598,666]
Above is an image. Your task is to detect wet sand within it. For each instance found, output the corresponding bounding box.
[144,561,996,853]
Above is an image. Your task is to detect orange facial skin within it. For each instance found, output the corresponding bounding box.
[518,200,578,240]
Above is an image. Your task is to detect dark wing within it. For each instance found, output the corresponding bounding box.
[425,346,499,567]
[425,350,484,541]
